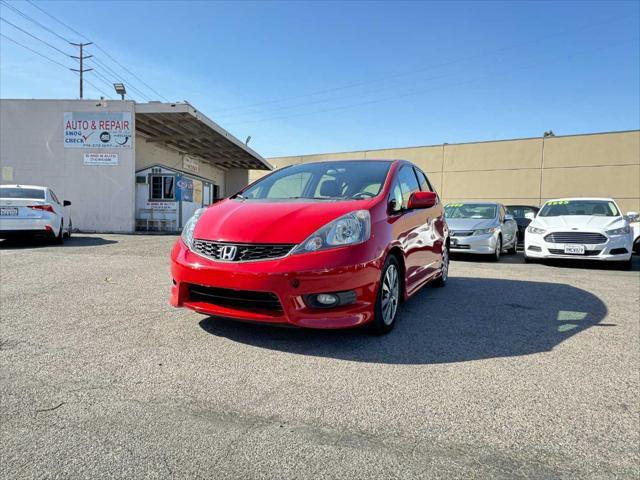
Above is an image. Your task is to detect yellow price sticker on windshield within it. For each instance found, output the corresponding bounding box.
[547,200,569,206]
[447,203,464,207]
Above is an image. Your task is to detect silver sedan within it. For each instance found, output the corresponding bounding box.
[445,202,518,261]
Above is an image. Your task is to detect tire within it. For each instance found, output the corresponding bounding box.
[370,255,401,335]
[616,258,633,271]
[432,243,449,288]
[491,236,502,262]
[53,222,64,245]
[506,237,517,255]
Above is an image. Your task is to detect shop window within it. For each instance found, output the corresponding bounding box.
[150,175,175,200]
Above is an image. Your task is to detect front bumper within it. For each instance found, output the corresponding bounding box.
[170,239,383,329]
[525,233,633,261]
[450,233,497,254]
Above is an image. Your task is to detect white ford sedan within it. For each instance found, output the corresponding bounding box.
[525,197,634,269]
[0,184,72,244]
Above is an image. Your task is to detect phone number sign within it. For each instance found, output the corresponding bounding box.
[64,112,132,149]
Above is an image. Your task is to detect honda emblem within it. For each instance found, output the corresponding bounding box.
[219,245,238,261]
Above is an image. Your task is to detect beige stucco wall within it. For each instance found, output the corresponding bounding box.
[135,137,226,194]
[253,130,640,212]
[0,99,136,232]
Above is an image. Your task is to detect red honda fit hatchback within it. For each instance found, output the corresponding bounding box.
[170,159,449,334]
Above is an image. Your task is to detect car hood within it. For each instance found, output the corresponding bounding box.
[532,215,626,231]
[446,218,497,231]
[192,198,372,244]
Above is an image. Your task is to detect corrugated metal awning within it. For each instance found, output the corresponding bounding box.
[134,102,271,171]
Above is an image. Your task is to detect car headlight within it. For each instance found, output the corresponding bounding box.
[292,210,371,254]
[473,227,497,236]
[181,208,206,249]
[527,226,546,235]
[606,225,631,236]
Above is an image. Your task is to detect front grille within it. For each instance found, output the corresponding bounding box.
[544,232,607,244]
[192,239,295,262]
[451,244,471,249]
[548,249,602,256]
[188,284,283,311]
[450,231,474,237]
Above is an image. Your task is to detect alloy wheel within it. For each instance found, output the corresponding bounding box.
[381,264,399,325]
[441,245,449,282]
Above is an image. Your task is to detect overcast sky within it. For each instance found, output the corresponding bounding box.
[1,0,638,157]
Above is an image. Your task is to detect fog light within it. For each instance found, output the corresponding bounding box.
[305,290,357,309]
[316,294,338,306]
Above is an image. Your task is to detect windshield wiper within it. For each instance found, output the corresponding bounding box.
[284,196,336,200]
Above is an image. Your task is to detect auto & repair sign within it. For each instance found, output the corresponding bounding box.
[64,112,132,148]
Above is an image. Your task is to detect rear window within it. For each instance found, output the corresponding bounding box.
[0,187,45,199]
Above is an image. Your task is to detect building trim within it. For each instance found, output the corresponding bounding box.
[268,129,640,160]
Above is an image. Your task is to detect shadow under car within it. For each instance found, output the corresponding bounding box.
[199,276,607,365]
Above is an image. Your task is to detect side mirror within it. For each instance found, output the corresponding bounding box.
[407,191,437,209]
[626,211,639,222]
[505,214,514,222]
[63,200,72,207]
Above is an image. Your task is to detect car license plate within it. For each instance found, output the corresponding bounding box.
[564,245,585,255]
[0,207,18,216]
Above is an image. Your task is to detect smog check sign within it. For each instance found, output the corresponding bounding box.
[64,112,132,149]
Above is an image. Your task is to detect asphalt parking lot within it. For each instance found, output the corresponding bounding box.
[1,234,638,479]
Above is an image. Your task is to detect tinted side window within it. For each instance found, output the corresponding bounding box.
[397,166,420,209]
[414,168,433,192]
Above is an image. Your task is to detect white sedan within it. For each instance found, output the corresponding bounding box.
[525,197,634,269]
[0,184,72,244]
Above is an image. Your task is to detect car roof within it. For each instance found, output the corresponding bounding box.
[0,184,47,190]
[543,197,615,202]
[445,201,501,205]
[284,159,396,167]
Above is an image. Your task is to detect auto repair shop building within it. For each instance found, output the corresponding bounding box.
[0,99,271,233]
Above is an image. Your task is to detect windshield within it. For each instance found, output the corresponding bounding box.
[445,203,497,219]
[239,161,392,200]
[539,200,619,217]
[0,187,45,199]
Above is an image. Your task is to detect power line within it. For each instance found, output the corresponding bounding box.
[215,69,457,119]
[25,0,170,101]
[0,31,70,69]
[2,0,163,101]
[215,15,630,113]
[0,0,69,43]
[0,15,70,56]
[0,12,127,99]
[85,57,153,101]
[1,32,112,98]
[225,37,639,127]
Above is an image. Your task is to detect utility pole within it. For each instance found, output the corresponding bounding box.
[70,42,93,99]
